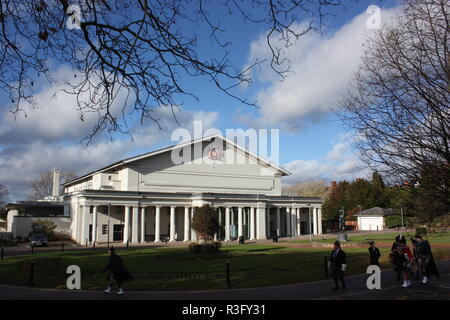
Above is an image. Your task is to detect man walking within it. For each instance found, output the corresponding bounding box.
[414,234,440,284]
[329,241,347,290]
[368,241,381,266]
[102,246,134,295]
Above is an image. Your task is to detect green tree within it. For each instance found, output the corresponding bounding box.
[322,180,349,221]
[192,205,220,242]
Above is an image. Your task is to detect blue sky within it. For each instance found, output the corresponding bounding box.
[0,0,401,200]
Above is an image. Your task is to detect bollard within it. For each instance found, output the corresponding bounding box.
[61,242,64,252]
[29,261,34,285]
[31,244,34,255]
[93,242,96,251]
[226,261,230,288]
[126,240,129,249]
[85,239,88,247]
[1,246,4,259]
[324,255,328,278]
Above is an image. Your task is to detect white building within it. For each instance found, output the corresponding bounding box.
[63,135,323,244]
[355,207,393,231]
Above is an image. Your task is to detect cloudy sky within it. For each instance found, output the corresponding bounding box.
[0,1,400,201]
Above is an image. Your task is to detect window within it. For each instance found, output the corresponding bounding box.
[102,225,109,235]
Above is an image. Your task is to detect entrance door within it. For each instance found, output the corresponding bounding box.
[89,225,92,242]
[113,225,124,241]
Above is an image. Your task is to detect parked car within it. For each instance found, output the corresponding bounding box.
[30,233,48,247]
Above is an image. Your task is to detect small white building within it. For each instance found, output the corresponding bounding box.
[355,207,393,231]
[63,134,324,244]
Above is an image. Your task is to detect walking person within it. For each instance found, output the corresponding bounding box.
[329,241,347,291]
[390,235,404,281]
[414,234,440,284]
[398,237,415,288]
[102,246,134,295]
[368,241,381,267]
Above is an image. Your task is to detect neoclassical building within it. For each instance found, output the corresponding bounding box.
[63,135,323,244]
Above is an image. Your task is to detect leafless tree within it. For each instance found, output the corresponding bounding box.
[283,180,330,198]
[338,0,449,221]
[0,0,343,142]
[30,170,76,199]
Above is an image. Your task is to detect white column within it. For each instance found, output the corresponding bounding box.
[81,205,90,245]
[169,206,176,242]
[286,207,291,237]
[276,207,281,236]
[184,206,190,241]
[92,205,98,243]
[291,207,296,237]
[225,207,231,241]
[154,206,161,242]
[191,207,197,241]
[318,207,323,235]
[297,208,301,236]
[140,207,146,243]
[257,205,267,239]
[250,207,256,240]
[218,208,223,240]
[123,206,130,243]
[313,207,318,235]
[266,207,270,236]
[132,206,139,244]
[238,207,243,237]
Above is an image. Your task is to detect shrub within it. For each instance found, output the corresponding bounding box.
[50,231,71,241]
[188,243,202,254]
[29,219,57,239]
[188,241,221,254]
[192,205,220,241]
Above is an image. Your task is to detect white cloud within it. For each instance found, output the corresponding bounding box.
[0,68,219,200]
[240,7,398,131]
[281,134,372,185]
[0,66,130,144]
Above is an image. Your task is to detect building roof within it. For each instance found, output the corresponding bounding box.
[5,201,64,209]
[64,134,291,187]
[354,207,395,217]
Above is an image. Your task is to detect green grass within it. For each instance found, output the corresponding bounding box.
[284,230,450,244]
[1,243,449,291]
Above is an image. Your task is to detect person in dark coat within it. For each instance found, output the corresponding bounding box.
[390,235,404,280]
[329,241,347,290]
[103,247,134,295]
[414,234,440,284]
[411,238,421,281]
[368,241,381,266]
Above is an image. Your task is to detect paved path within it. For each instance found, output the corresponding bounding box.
[1,259,449,300]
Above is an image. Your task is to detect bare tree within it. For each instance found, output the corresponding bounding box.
[283,180,330,198]
[0,0,344,142]
[30,170,76,200]
[338,0,449,221]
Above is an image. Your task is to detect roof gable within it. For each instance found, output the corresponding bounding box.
[64,134,290,187]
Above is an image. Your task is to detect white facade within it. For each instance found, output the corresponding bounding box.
[357,216,384,231]
[63,135,323,244]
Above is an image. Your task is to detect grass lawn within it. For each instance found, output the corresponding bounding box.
[284,230,450,244]
[1,244,449,291]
